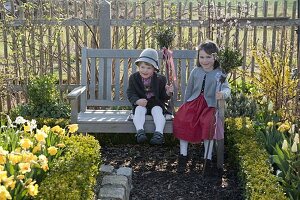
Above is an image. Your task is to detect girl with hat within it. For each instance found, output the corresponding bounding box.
[173,41,231,175]
[127,48,173,145]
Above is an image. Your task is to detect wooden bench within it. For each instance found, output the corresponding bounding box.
[67,47,197,133]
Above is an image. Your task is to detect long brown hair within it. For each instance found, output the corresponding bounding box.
[196,40,220,69]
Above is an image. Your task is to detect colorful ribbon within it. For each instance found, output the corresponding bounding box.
[162,47,177,88]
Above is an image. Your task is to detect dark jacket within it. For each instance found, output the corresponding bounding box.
[126,72,171,114]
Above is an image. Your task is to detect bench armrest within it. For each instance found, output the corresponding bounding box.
[67,86,87,123]
[67,86,87,100]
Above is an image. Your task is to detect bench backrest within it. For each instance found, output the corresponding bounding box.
[81,47,197,108]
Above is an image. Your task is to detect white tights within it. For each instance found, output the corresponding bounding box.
[180,139,213,160]
[133,106,166,133]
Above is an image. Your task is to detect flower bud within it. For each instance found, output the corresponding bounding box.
[281,139,288,151]
[291,141,298,153]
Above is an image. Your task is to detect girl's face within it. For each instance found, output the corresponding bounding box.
[198,50,215,72]
[138,62,155,79]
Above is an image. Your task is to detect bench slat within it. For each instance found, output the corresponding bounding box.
[98,58,104,100]
[90,57,96,100]
[115,58,120,101]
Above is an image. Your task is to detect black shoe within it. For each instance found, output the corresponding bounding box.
[202,159,212,176]
[217,167,224,178]
[150,131,164,145]
[177,154,188,173]
[136,129,147,143]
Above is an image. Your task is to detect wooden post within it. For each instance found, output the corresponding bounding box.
[99,0,111,49]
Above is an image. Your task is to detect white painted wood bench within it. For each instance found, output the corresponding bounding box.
[67,47,197,134]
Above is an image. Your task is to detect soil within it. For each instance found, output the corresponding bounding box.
[100,143,244,200]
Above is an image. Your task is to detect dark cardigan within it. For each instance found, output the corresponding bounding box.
[126,72,171,114]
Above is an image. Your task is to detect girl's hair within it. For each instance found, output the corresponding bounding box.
[196,40,220,69]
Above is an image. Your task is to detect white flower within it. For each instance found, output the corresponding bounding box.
[261,96,267,104]
[288,124,296,134]
[294,133,299,144]
[281,139,288,151]
[15,116,26,125]
[291,141,297,152]
[267,101,273,111]
[30,119,37,129]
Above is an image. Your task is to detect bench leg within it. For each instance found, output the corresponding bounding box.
[216,139,224,169]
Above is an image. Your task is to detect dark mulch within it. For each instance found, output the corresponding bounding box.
[101,143,243,200]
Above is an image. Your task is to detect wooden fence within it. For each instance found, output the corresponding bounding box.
[0,0,299,114]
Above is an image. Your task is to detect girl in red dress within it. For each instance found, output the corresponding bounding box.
[173,41,231,173]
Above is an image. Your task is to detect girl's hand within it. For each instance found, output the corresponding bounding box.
[136,98,148,107]
[216,92,223,100]
[165,84,174,96]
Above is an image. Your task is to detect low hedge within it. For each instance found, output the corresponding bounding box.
[226,118,287,200]
[36,134,101,200]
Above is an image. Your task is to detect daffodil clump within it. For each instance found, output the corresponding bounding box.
[0,116,78,200]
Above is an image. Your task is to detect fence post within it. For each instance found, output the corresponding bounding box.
[99,0,111,49]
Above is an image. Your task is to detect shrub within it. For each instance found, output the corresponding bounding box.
[10,75,70,119]
[226,118,288,200]
[36,134,100,200]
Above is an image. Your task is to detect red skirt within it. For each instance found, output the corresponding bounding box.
[173,94,216,143]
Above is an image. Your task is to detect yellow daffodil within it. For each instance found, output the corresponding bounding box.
[0,185,12,200]
[56,143,65,148]
[41,164,49,172]
[47,146,58,156]
[51,125,64,135]
[23,124,32,133]
[35,129,48,143]
[18,162,31,174]
[27,182,39,197]
[278,123,290,133]
[20,138,33,150]
[38,155,48,165]
[267,121,274,127]
[0,165,4,171]
[0,171,8,182]
[294,133,299,144]
[0,147,8,165]
[282,139,288,151]
[41,125,51,133]
[17,175,25,180]
[291,142,298,153]
[68,124,79,133]
[3,175,16,190]
[8,153,22,165]
[32,145,42,154]
[22,152,37,163]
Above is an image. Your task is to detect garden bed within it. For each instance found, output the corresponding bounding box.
[100,143,243,200]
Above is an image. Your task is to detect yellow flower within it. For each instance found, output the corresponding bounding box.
[267,121,273,127]
[56,143,65,148]
[294,133,299,144]
[51,125,64,135]
[3,176,16,190]
[22,152,37,163]
[18,163,31,174]
[8,153,22,165]
[0,171,8,182]
[41,164,49,172]
[291,142,298,153]
[47,146,58,156]
[0,185,12,200]
[38,155,48,163]
[0,165,4,171]
[23,124,32,133]
[0,147,8,165]
[41,125,51,133]
[17,175,25,180]
[20,138,33,150]
[68,124,79,133]
[282,139,288,151]
[32,145,42,154]
[27,182,39,197]
[277,124,290,133]
[35,129,48,143]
